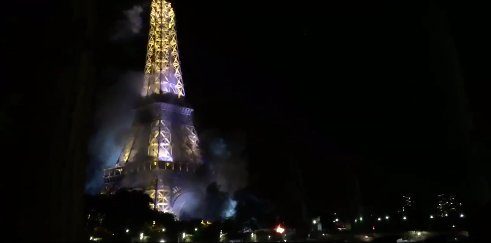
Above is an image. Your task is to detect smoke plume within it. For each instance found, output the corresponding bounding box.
[193,131,249,220]
[85,71,142,194]
[208,136,248,193]
[172,131,249,220]
[111,5,144,41]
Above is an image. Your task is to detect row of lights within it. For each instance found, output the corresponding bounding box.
[351,213,464,223]
[429,213,464,219]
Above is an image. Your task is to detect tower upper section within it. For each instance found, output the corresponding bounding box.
[141,0,185,97]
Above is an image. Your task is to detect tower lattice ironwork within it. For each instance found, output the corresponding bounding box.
[103,0,202,215]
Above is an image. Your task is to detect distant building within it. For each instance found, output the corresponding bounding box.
[400,194,414,214]
[435,194,464,218]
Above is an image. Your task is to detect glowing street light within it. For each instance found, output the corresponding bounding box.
[125,229,130,233]
[162,228,166,232]
[355,219,358,223]
[417,232,422,236]
[312,220,317,224]
[139,233,144,240]
[430,215,434,219]
[385,215,390,220]
[377,217,382,221]
[402,216,407,221]
[359,216,363,222]
[159,240,165,243]
[460,213,465,218]
[194,228,198,232]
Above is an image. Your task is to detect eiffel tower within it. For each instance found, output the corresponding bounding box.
[103,0,202,215]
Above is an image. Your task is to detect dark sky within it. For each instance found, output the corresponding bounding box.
[172,0,491,214]
[2,0,491,231]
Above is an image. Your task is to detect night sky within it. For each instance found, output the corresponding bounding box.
[2,0,491,238]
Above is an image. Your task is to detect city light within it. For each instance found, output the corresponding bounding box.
[430,215,434,219]
[195,228,198,232]
[159,240,165,243]
[417,232,422,236]
[385,215,390,220]
[377,217,381,221]
[125,229,130,233]
[402,216,407,220]
[275,225,285,234]
[359,216,363,222]
[460,213,465,218]
[445,213,448,217]
[162,228,166,232]
[355,219,358,223]
[139,233,144,240]
[312,220,317,224]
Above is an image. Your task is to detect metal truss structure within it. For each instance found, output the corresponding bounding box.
[103,0,202,216]
[141,0,185,97]
[149,119,173,162]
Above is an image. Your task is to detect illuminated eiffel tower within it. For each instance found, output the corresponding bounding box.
[103,0,202,215]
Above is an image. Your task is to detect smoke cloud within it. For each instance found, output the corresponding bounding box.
[85,71,142,194]
[111,5,144,41]
[171,131,249,220]
[208,136,248,194]
[184,131,249,220]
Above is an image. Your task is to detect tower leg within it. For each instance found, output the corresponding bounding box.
[147,179,173,213]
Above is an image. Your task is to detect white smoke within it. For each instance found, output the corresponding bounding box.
[200,132,249,219]
[85,71,142,194]
[209,136,248,194]
[111,5,144,40]
[223,199,237,218]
